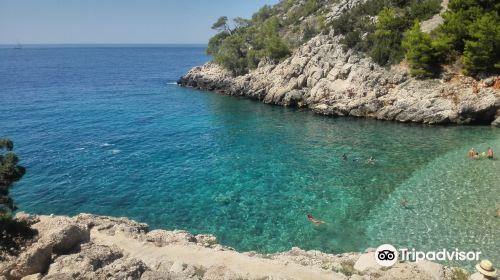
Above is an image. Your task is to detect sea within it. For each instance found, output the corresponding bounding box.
[0,45,498,269]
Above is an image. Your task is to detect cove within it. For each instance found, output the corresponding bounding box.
[1,46,498,268]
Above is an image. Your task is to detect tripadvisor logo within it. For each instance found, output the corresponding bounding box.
[375,244,482,267]
[375,244,399,267]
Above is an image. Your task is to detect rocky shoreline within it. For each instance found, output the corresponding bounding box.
[0,213,475,280]
[178,35,500,127]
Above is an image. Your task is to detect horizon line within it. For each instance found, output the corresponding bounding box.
[0,43,208,46]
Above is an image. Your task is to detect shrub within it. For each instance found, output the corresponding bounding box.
[337,260,356,276]
[303,0,320,16]
[317,15,327,34]
[303,25,317,41]
[449,268,469,280]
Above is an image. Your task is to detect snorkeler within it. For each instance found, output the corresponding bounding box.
[307,214,326,225]
[401,198,409,209]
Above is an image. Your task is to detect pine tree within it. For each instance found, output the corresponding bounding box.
[0,138,34,259]
[370,8,408,65]
[402,21,437,78]
[0,138,25,216]
[462,12,500,75]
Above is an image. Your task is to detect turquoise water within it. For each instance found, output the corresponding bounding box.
[0,46,499,268]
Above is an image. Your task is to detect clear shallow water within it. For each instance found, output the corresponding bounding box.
[1,47,499,268]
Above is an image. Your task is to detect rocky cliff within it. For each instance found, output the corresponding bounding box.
[0,213,475,280]
[178,35,500,126]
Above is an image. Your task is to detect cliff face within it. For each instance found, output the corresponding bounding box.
[1,213,469,280]
[179,35,500,126]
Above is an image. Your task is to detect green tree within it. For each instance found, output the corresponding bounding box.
[403,21,437,78]
[206,32,230,56]
[0,139,35,260]
[233,17,251,29]
[211,16,230,33]
[437,0,492,51]
[0,138,25,216]
[434,0,499,75]
[252,5,274,23]
[407,0,442,21]
[213,34,249,76]
[370,8,409,65]
[264,36,290,60]
[462,12,500,75]
[258,17,290,60]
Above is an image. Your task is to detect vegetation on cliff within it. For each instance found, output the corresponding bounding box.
[403,0,500,77]
[0,138,34,260]
[207,0,499,78]
[0,138,25,215]
[207,0,328,75]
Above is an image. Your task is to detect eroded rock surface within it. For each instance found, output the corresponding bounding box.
[1,213,474,280]
[178,36,500,126]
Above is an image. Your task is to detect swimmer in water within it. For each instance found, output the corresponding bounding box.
[307,214,326,225]
[341,154,348,161]
[401,198,409,209]
[367,156,376,164]
[487,147,494,159]
[468,148,476,158]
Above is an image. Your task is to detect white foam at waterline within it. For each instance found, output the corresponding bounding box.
[111,149,121,154]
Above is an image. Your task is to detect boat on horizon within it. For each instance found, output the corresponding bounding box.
[13,42,23,49]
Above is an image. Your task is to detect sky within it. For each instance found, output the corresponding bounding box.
[0,0,279,44]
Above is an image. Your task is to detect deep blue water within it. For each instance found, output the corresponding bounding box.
[1,46,499,268]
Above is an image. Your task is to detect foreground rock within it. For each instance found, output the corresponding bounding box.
[178,36,500,126]
[0,213,473,280]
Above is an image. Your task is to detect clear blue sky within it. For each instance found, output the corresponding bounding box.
[0,0,279,44]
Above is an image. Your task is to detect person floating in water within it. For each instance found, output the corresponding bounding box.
[307,214,326,225]
[487,147,494,159]
[366,156,376,164]
[468,148,479,158]
[468,148,475,157]
[341,154,348,161]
